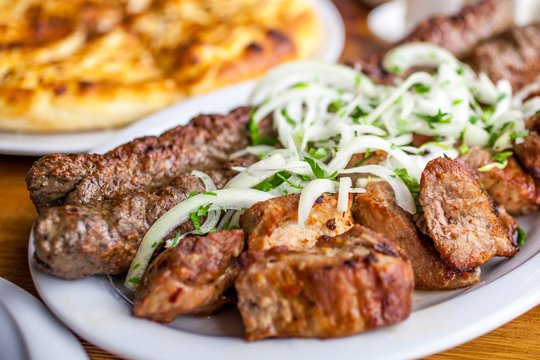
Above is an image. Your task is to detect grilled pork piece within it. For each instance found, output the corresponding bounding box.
[498,205,519,239]
[133,230,244,323]
[240,193,354,251]
[27,107,253,212]
[235,225,413,340]
[419,157,518,271]
[467,24,540,91]
[515,124,540,181]
[352,181,480,290]
[398,0,514,57]
[461,148,539,215]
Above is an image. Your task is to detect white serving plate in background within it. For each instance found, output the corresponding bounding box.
[0,0,344,156]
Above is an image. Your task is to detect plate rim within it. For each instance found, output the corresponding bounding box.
[28,80,540,360]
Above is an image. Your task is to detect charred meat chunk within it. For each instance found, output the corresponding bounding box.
[514,131,540,181]
[27,107,253,212]
[398,0,513,57]
[133,230,245,323]
[461,148,539,215]
[235,225,413,341]
[33,174,224,279]
[240,193,354,251]
[352,181,480,290]
[419,157,518,271]
[466,24,540,91]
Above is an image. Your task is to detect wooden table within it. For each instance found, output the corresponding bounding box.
[1,0,539,359]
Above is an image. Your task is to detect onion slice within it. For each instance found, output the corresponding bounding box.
[125,189,274,290]
[337,177,352,212]
[340,165,416,214]
[297,179,336,225]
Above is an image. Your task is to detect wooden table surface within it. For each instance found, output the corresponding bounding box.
[0,0,539,359]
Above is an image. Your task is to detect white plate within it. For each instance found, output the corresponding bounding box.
[30,78,540,359]
[0,277,88,360]
[0,0,344,156]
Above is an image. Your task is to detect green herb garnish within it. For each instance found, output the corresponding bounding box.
[517,227,526,246]
[304,157,326,179]
[492,151,513,164]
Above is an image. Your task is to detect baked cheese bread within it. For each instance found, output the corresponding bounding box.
[0,0,320,133]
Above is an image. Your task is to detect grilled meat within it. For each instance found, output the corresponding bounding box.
[466,24,540,91]
[398,0,514,57]
[461,148,539,215]
[27,106,253,212]
[133,230,245,323]
[358,0,514,84]
[33,174,218,279]
[352,181,480,290]
[419,157,518,271]
[498,205,519,239]
[235,225,413,341]
[515,131,540,181]
[240,193,354,251]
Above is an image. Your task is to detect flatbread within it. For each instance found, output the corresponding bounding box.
[0,0,320,133]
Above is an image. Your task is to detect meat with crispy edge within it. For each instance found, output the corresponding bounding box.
[32,168,247,279]
[352,181,480,290]
[240,193,354,251]
[27,106,253,212]
[133,230,245,323]
[419,157,518,271]
[461,148,539,215]
[235,225,414,341]
[466,24,540,91]
[514,115,540,181]
[33,174,204,279]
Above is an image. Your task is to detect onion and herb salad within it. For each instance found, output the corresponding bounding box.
[125,43,540,289]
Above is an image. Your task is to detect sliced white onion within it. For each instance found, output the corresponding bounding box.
[191,170,216,191]
[340,165,416,214]
[230,145,275,159]
[297,179,336,225]
[383,43,459,75]
[337,177,352,212]
[216,210,235,232]
[329,136,422,180]
[478,160,508,172]
[125,189,274,289]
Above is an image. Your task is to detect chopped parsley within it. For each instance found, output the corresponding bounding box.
[275,172,304,189]
[304,157,326,179]
[189,203,212,233]
[128,277,141,285]
[460,143,470,155]
[452,99,463,105]
[416,109,451,129]
[280,109,297,126]
[517,227,526,246]
[327,99,346,113]
[249,109,278,146]
[393,168,420,204]
[412,83,430,94]
[188,191,198,198]
[253,171,291,192]
[509,130,530,139]
[170,232,182,247]
[308,147,328,159]
[492,151,513,164]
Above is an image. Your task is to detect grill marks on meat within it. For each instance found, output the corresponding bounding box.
[240,193,354,251]
[466,24,540,91]
[133,230,245,323]
[461,148,539,215]
[398,0,513,58]
[352,181,479,290]
[27,106,252,212]
[33,173,228,279]
[419,157,518,272]
[235,225,413,340]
